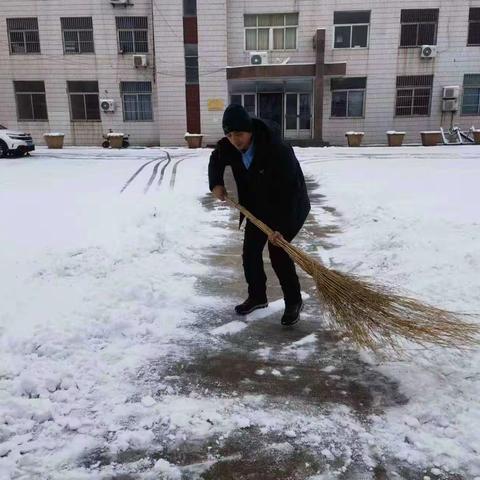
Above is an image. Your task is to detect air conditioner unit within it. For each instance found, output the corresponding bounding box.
[420,45,437,58]
[443,85,460,99]
[133,54,148,68]
[100,99,115,113]
[250,51,268,65]
[110,0,131,6]
[442,99,459,112]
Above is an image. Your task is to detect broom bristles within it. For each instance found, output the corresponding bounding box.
[285,242,479,351]
[224,197,480,351]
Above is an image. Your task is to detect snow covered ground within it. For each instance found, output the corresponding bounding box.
[0,145,479,479]
[300,146,480,477]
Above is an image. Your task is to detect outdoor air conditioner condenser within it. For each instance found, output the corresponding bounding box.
[100,99,115,113]
[249,51,268,65]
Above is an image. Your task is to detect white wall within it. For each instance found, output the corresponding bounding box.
[197,0,228,145]
[203,0,480,145]
[2,0,480,146]
[152,0,188,146]
[0,0,160,146]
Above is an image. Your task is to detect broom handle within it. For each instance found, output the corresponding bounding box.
[224,196,274,237]
[223,196,303,259]
[223,196,326,282]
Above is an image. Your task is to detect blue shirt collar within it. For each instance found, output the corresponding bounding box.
[241,140,255,169]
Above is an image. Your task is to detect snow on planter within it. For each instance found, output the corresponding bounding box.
[43,132,65,149]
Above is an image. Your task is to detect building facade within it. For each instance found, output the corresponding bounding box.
[1,0,480,146]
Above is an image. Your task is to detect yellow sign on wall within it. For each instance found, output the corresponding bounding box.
[207,99,225,111]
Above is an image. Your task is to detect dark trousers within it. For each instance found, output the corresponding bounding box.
[242,220,301,306]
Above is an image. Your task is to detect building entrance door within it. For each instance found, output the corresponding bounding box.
[284,93,312,139]
[258,93,283,131]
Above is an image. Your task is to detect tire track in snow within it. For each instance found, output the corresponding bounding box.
[120,156,166,193]
[157,151,172,187]
[169,155,192,190]
[120,150,196,194]
[144,159,167,193]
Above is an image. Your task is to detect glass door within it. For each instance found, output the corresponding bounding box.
[284,93,312,139]
[258,93,283,130]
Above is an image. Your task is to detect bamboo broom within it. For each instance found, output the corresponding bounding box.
[224,196,479,351]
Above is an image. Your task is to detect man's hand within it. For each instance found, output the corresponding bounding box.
[268,231,284,246]
[212,185,227,201]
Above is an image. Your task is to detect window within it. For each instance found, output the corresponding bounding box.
[183,0,197,16]
[184,44,199,84]
[331,77,366,117]
[14,81,48,121]
[121,82,153,121]
[231,94,256,116]
[333,11,370,49]
[395,75,433,116]
[67,81,100,121]
[468,8,480,46]
[400,9,438,47]
[244,13,298,51]
[7,18,40,54]
[462,74,480,115]
[61,17,94,54]
[116,17,148,53]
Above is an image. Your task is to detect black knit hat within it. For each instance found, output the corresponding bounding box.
[222,104,253,135]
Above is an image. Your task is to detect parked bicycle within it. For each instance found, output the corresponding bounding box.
[440,125,476,145]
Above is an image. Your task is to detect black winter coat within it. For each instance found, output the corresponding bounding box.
[208,118,311,237]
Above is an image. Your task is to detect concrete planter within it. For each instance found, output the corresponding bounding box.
[386,131,405,147]
[107,133,124,149]
[43,133,64,149]
[345,132,364,147]
[184,133,203,149]
[421,131,443,147]
[472,130,480,145]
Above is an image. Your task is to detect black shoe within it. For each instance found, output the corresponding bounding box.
[234,297,268,315]
[281,300,303,326]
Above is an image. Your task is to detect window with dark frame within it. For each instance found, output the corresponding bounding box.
[184,44,199,85]
[468,8,480,46]
[7,18,40,54]
[400,9,438,47]
[14,81,48,121]
[333,11,370,49]
[462,74,480,115]
[116,17,148,53]
[231,94,256,116]
[244,13,298,50]
[121,81,153,121]
[67,81,100,121]
[331,77,367,118]
[61,17,94,54]
[395,75,433,116]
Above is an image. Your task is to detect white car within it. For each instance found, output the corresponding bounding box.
[0,125,35,157]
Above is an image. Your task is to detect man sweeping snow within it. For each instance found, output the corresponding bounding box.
[208,104,311,326]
